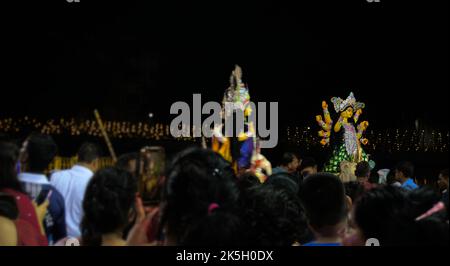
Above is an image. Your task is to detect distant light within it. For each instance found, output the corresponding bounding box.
[148,113,154,118]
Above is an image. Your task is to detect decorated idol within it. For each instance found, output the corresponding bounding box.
[315,92,370,173]
[212,65,271,181]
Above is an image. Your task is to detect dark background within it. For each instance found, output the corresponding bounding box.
[2,0,448,129]
[1,0,448,178]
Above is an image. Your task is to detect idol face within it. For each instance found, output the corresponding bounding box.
[342,107,354,119]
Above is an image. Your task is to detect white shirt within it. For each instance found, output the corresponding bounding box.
[50,165,93,238]
[18,172,50,199]
[18,172,50,185]
[392,181,402,187]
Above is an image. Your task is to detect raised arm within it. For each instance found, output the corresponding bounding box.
[357,121,369,145]
[334,116,344,133]
[354,108,363,123]
[316,101,333,145]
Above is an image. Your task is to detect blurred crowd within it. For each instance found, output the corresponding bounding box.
[0,133,448,246]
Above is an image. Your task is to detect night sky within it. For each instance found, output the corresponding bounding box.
[2,0,449,129]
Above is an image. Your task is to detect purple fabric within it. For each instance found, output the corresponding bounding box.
[238,138,254,169]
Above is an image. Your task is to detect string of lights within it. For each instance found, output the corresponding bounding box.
[1,117,448,153]
[287,126,449,153]
[0,116,194,141]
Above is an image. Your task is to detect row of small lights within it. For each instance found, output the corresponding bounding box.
[286,126,448,153]
[1,117,448,151]
[0,116,194,141]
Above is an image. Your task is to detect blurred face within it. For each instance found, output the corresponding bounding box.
[17,138,30,172]
[437,174,449,191]
[287,157,300,173]
[18,139,29,164]
[342,220,366,246]
[90,158,100,172]
[127,159,137,176]
[394,169,403,181]
[357,176,368,184]
[301,166,317,178]
[342,107,354,119]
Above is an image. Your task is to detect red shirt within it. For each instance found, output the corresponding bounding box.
[1,188,48,246]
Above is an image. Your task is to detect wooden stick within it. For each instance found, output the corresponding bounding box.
[94,109,117,163]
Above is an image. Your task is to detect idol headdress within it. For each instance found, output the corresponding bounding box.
[331,92,365,113]
[222,65,251,116]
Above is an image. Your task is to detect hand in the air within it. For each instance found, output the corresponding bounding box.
[32,199,49,235]
[126,196,159,246]
[316,115,323,123]
[356,109,362,116]
[360,121,369,129]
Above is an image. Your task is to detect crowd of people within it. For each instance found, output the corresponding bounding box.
[0,133,448,246]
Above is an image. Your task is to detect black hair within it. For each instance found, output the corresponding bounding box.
[77,142,101,164]
[355,161,371,178]
[395,161,414,178]
[280,152,298,167]
[162,147,242,246]
[354,186,411,245]
[0,141,22,192]
[115,152,139,174]
[440,168,449,179]
[439,169,450,218]
[236,172,261,193]
[413,215,449,245]
[344,181,365,204]
[299,173,347,230]
[406,186,442,220]
[409,186,449,245]
[265,173,299,195]
[0,193,19,220]
[25,132,57,173]
[354,185,449,245]
[240,183,309,246]
[81,167,137,246]
[299,157,317,172]
[368,171,379,184]
[386,169,397,185]
[117,152,140,238]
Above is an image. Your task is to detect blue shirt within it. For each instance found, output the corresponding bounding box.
[271,167,288,175]
[303,242,342,246]
[401,178,418,191]
[19,172,67,244]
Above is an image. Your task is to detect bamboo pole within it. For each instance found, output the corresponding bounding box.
[94,109,117,163]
